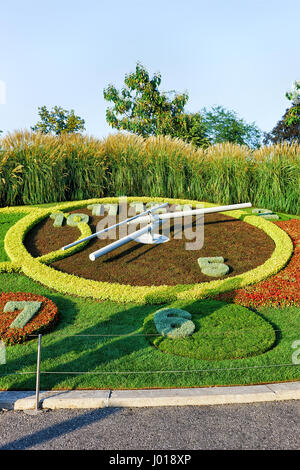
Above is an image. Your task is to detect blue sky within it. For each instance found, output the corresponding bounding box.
[0,0,299,138]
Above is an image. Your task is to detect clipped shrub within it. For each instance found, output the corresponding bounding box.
[87,204,104,216]
[153,308,195,338]
[67,213,89,227]
[104,204,118,215]
[201,263,230,277]
[0,292,59,345]
[197,256,225,268]
[252,208,279,220]
[4,301,42,328]
[252,208,272,214]
[50,212,65,227]
[261,214,280,220]
[198,256,229,277]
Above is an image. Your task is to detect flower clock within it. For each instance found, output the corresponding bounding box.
[0,197,294,304]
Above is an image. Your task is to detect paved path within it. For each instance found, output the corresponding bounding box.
[0,401,299,450]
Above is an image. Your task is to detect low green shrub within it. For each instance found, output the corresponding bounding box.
[4,301,42,328]
[66,213,89,227]
[153,308,195,338]
[197,256,229,277]
[50,212,65,227]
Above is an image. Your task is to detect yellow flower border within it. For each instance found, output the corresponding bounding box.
[1,197,293,304]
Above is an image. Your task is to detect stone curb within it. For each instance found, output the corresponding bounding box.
[0,382,300,410]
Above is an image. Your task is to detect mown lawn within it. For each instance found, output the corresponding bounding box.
[0,272,299,390]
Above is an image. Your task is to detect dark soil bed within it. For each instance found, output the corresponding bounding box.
[24,206,275,286]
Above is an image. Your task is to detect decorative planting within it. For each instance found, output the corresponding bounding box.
[50,212,65,227]
[252,208,279,220]
[215,219,300,307]
[4,301,42,329]
[0,292,59,345]
[66,213,89,227]
[153,308,195,338]
[0,197,293,304]
[144,300,276,361]
[198,256,229,277]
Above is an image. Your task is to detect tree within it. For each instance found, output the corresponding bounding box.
[264,81,300,144]
[31,106,85,135]
[103,63,190,138]
[200,105,262,148]
[169,112,210,147]
[263,107,300,144]
[103,63,262,148]
[285,80,300,127]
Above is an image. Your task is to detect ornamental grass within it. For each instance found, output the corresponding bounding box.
[0,131,299,214]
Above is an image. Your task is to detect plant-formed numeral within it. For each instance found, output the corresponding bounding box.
[50,212,65,227]
[154,308,195,339]
[103,204,118,216]
[0,340,5,364]
[67,213,89,227]
[145,203,167,214]
[129,202,145,214]
[292,340,300,365]
[197,256,229,277]
[87,204,105,216]
[252,208,279,220]
[4,301,42,329]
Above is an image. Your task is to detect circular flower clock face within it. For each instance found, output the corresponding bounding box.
[0,292,58,345]
[0,197,293,305]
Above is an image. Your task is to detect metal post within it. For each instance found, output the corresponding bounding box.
[35,334,42,411]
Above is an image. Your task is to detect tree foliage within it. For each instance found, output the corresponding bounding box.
[263,107,300,144]
[285,80,300,127]
[200,105,262,148]
[103,63,210,145]
[103,64,262,148]
[31,106,85,135]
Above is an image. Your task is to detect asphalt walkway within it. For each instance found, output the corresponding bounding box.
[0,401,299,450]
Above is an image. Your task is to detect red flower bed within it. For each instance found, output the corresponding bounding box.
[215,219,300,308]
[0,292,59,345]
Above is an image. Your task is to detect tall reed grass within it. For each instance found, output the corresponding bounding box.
[0,130,299,213]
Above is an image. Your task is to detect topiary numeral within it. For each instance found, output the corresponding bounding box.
[154,308,195,338]
[67,213,89,227]
[50,212,65,227]
[198,256,229,277]
[87,204,105,216]
[4,301,42,329]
